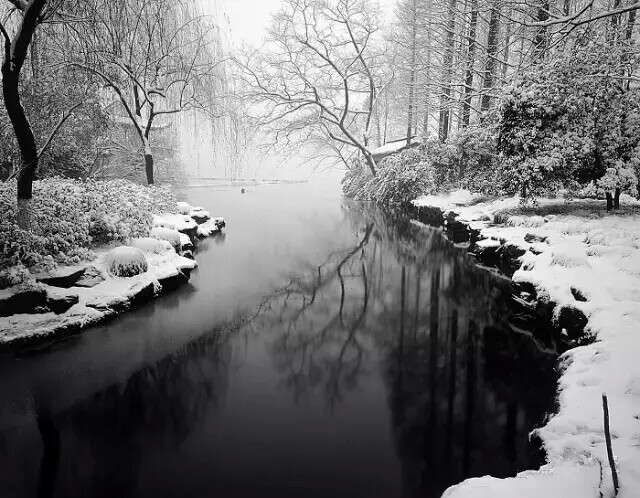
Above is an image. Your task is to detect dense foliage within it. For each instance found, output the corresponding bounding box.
[342,128,498,205]
[0,178,177,286]
[497,39,640,204]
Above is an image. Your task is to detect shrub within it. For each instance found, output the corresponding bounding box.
[0,178,177,284]
[342,127,499,205]
[104,246,148,277]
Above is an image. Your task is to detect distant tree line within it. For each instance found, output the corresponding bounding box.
[241,0,640,209]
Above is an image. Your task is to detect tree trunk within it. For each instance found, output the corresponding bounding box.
[532,1,550,62]
[1,0,49,229]
[2,67,39,230]
[422,11,433,138]
[439,0,456,142]
[142,137,154,185]
[364,150,377,176]
[480,1,500,117]
[614,188,621,209]
[606,192,614,211]
[406,0,418,145]
[461,0,478,128]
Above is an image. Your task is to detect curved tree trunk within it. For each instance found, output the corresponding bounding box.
[2,66,38,229]
[0,0,48,229]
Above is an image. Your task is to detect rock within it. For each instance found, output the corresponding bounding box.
[498,242,528,276]
[179,233,194,252]
[471,239,500,267]
[556,305,588,339]
[407,205,444,227]
[445,213,471,243]
[190,210,210,225]
[524,232,548,244]
[0,286,47,317]
[74,266,105,288]
[128,281,156,307]
[46,290,79,314]
[570,286,589,302]
[36,267,86,288]
[513,280,538,300]
[158,270,189,293]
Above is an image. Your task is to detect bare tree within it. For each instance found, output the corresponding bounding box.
[237,0,386,176]
[63,0,224,185]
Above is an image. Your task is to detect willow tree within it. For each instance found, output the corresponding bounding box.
[67,0,223,185]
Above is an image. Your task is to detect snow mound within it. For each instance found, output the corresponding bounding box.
[130,237,173,254]
[506,215,545,228]
[150,227,182,250]
[104,246,148,277]
[197,219,221,237]
[152,213,197,232]
[179,233,191,248]
[190,206,211,219]
[550,246,590,268]
[448,189,482,206]
[176,202,192,215]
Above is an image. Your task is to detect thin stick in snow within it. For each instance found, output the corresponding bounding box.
[602,393,619,495]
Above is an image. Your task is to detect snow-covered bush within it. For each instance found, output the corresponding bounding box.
[130,237,173,254]
[104,246,148,277]
[497,37,640,206]
[0,178,178,284]
[342,128,498,205]
[150,226,182,251]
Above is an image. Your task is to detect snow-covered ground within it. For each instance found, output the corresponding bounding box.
[0,201,225,351]
[413,191,640,498]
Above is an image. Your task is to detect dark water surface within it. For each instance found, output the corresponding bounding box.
[0,182,557,498]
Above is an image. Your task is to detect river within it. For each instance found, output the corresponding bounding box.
[0,180,558,498]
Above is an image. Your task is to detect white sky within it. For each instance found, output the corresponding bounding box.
[217,0,394,47]
[191,0,394,180]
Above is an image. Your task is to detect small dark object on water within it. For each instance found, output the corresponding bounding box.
[241,188,245,194]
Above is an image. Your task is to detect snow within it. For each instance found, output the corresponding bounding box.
[150,226,182,248]
[152,213,197,232]
[103,246,148,277]
[179,233,191,248]
[370,139,417,158]
[130,237,173,254]
[189,207,211,219]
[0,249,197,348]
[412,190,640,498]
[197,219,222,237]
[0,197,225,350]
[177,201,192,215]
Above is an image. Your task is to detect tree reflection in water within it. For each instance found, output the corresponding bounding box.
[0,200,559,498]
[253,200,558,497]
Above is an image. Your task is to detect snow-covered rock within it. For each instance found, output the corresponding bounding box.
[197,219,221,237]
[152,213,197,234]
[410,190,640,498]
[150,226,182,250]
[131,237,173,254]
[104,246,148,277]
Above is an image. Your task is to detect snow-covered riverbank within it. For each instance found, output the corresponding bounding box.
[412,191,640,498]
[0,201,225,352]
